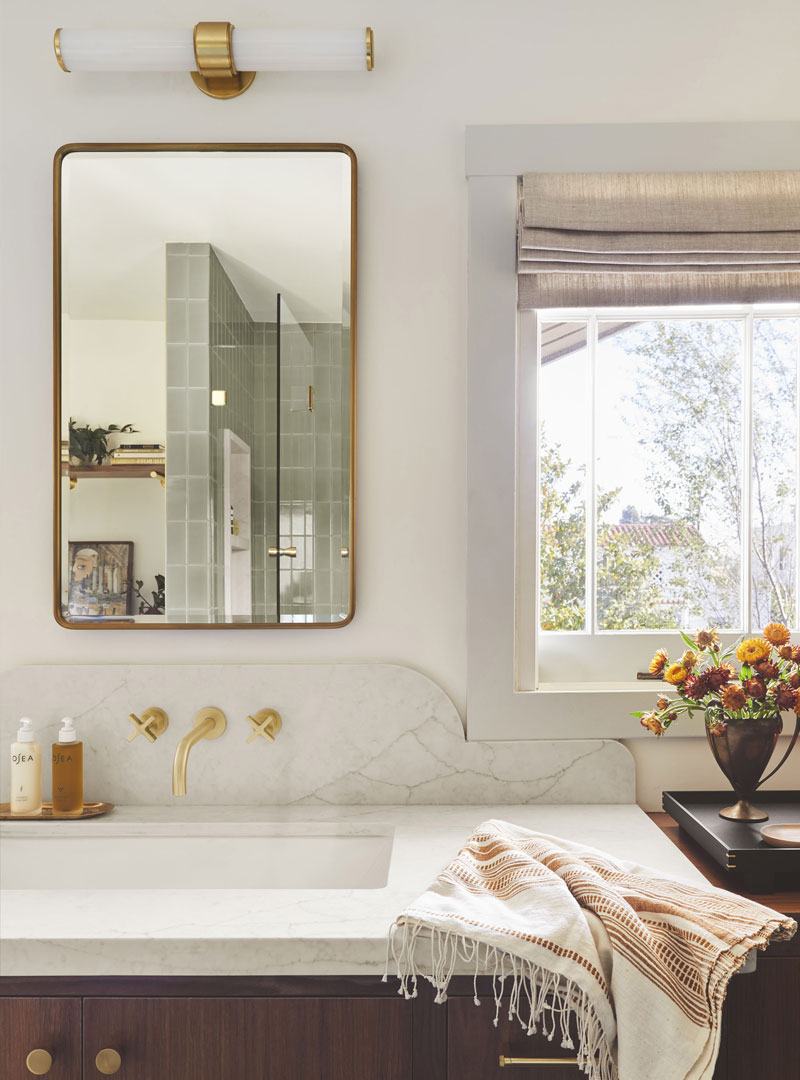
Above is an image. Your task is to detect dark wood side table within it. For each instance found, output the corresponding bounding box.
[650,811,800,1080]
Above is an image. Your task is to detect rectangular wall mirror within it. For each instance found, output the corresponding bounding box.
[55,144,356,628]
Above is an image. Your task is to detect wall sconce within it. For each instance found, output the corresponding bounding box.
[53,22,374,99]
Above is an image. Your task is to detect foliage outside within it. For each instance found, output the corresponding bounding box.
[539,319,798,633]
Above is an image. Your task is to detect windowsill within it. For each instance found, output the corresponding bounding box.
[531,682,659,694]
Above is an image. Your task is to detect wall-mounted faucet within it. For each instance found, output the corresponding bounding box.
[172,707,226,797]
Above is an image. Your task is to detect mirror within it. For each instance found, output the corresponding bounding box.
[55,144,355,628]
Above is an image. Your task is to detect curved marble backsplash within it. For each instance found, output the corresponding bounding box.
[0,664,634,805]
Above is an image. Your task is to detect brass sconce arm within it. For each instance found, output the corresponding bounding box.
[191,23,255,100]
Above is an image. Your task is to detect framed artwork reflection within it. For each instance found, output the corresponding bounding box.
[67,541,134,617]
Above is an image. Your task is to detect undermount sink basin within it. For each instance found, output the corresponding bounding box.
[0,831,395,890]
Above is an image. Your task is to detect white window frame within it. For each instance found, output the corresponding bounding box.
[465,121,800,740]
[519,304,800,692]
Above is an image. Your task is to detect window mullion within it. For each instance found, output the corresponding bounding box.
[742,311,754,633]
[586,314,598,633]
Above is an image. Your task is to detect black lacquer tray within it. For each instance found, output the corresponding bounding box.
[663,790,800,892]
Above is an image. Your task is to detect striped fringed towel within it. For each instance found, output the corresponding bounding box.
[385,820,796,1080]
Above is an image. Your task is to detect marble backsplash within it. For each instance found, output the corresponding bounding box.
[0,664,634,805]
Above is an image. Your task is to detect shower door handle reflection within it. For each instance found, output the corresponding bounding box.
[268,547,297,558]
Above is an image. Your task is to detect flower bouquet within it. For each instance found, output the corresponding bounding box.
[633,623,800,821]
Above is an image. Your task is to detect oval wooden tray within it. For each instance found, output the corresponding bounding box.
[0,801,114,820]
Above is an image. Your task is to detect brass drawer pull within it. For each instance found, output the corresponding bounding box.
[499,1056,580,1067]
[268,547,297,558]
[95,1048,122,1074]
[26,1049,53,1075]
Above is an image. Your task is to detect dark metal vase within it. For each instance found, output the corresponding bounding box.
[706,711,800,822]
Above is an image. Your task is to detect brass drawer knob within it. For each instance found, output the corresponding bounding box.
[95,1048,122,1074]
[26,1049,53,1075]
[499,1056,580,1067]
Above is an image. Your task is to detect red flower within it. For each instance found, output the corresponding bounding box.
[706,666,733,691]
[754,660,779,680]
[771,684,798,711]
[743,676,767,700]
[684,672,712,700]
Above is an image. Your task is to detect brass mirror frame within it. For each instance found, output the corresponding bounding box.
[53,142,357,630]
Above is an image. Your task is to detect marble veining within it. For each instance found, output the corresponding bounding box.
[0,664,634,805]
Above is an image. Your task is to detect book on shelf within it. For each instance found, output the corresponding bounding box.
[110,447,165,457]
[113,443,165,451]
[109,456,166,466]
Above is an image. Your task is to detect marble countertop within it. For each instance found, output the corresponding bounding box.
[0,804,707,977]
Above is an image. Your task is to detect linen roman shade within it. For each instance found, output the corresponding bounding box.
[518,170,800,308]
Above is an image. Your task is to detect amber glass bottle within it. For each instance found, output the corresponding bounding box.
[52,717,83,817]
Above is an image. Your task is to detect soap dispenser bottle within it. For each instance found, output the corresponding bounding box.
[10,717,42,816]
[52,717,83,818]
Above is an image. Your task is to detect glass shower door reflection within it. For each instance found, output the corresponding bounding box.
[275,295,350,623]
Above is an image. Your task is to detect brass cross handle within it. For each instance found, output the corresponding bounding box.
[246,708,283,743]
[26,1049,53,1075]
[95,1048,122,1074]
[128,707,169,743]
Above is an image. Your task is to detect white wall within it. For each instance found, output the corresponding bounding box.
[2,0,800,808]
[65,319,166,443]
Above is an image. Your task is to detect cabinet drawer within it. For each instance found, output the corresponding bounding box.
[83,996,411,1080]
[447,999,583,1079]
[0,997,81,1080]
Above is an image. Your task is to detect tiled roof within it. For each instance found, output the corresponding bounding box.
[603,522,701,547]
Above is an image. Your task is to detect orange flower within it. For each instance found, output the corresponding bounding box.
[779,645,794,661]
[681,650,698,670]
[707,717,728,737]
[694,627,719,648]
[736,638,770,664]
[763,623,790,647]
[721,684,747,711]
[640,711,665,736]
[663,663,689,685]
[656,697,670,712]
[649,649,669,676]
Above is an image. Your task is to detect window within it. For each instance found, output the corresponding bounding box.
[521,306,800,686]
[465,122,800,739]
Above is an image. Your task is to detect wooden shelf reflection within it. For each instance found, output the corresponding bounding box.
[63,464,165,480]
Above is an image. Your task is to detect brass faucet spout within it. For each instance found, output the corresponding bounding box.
[172,708,227,797]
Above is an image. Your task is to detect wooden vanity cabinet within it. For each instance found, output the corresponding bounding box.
[2,961,799,1080]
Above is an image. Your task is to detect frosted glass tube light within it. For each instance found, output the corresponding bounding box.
[56,28,371,73]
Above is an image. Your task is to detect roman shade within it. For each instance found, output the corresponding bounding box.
[518,170,800,308]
